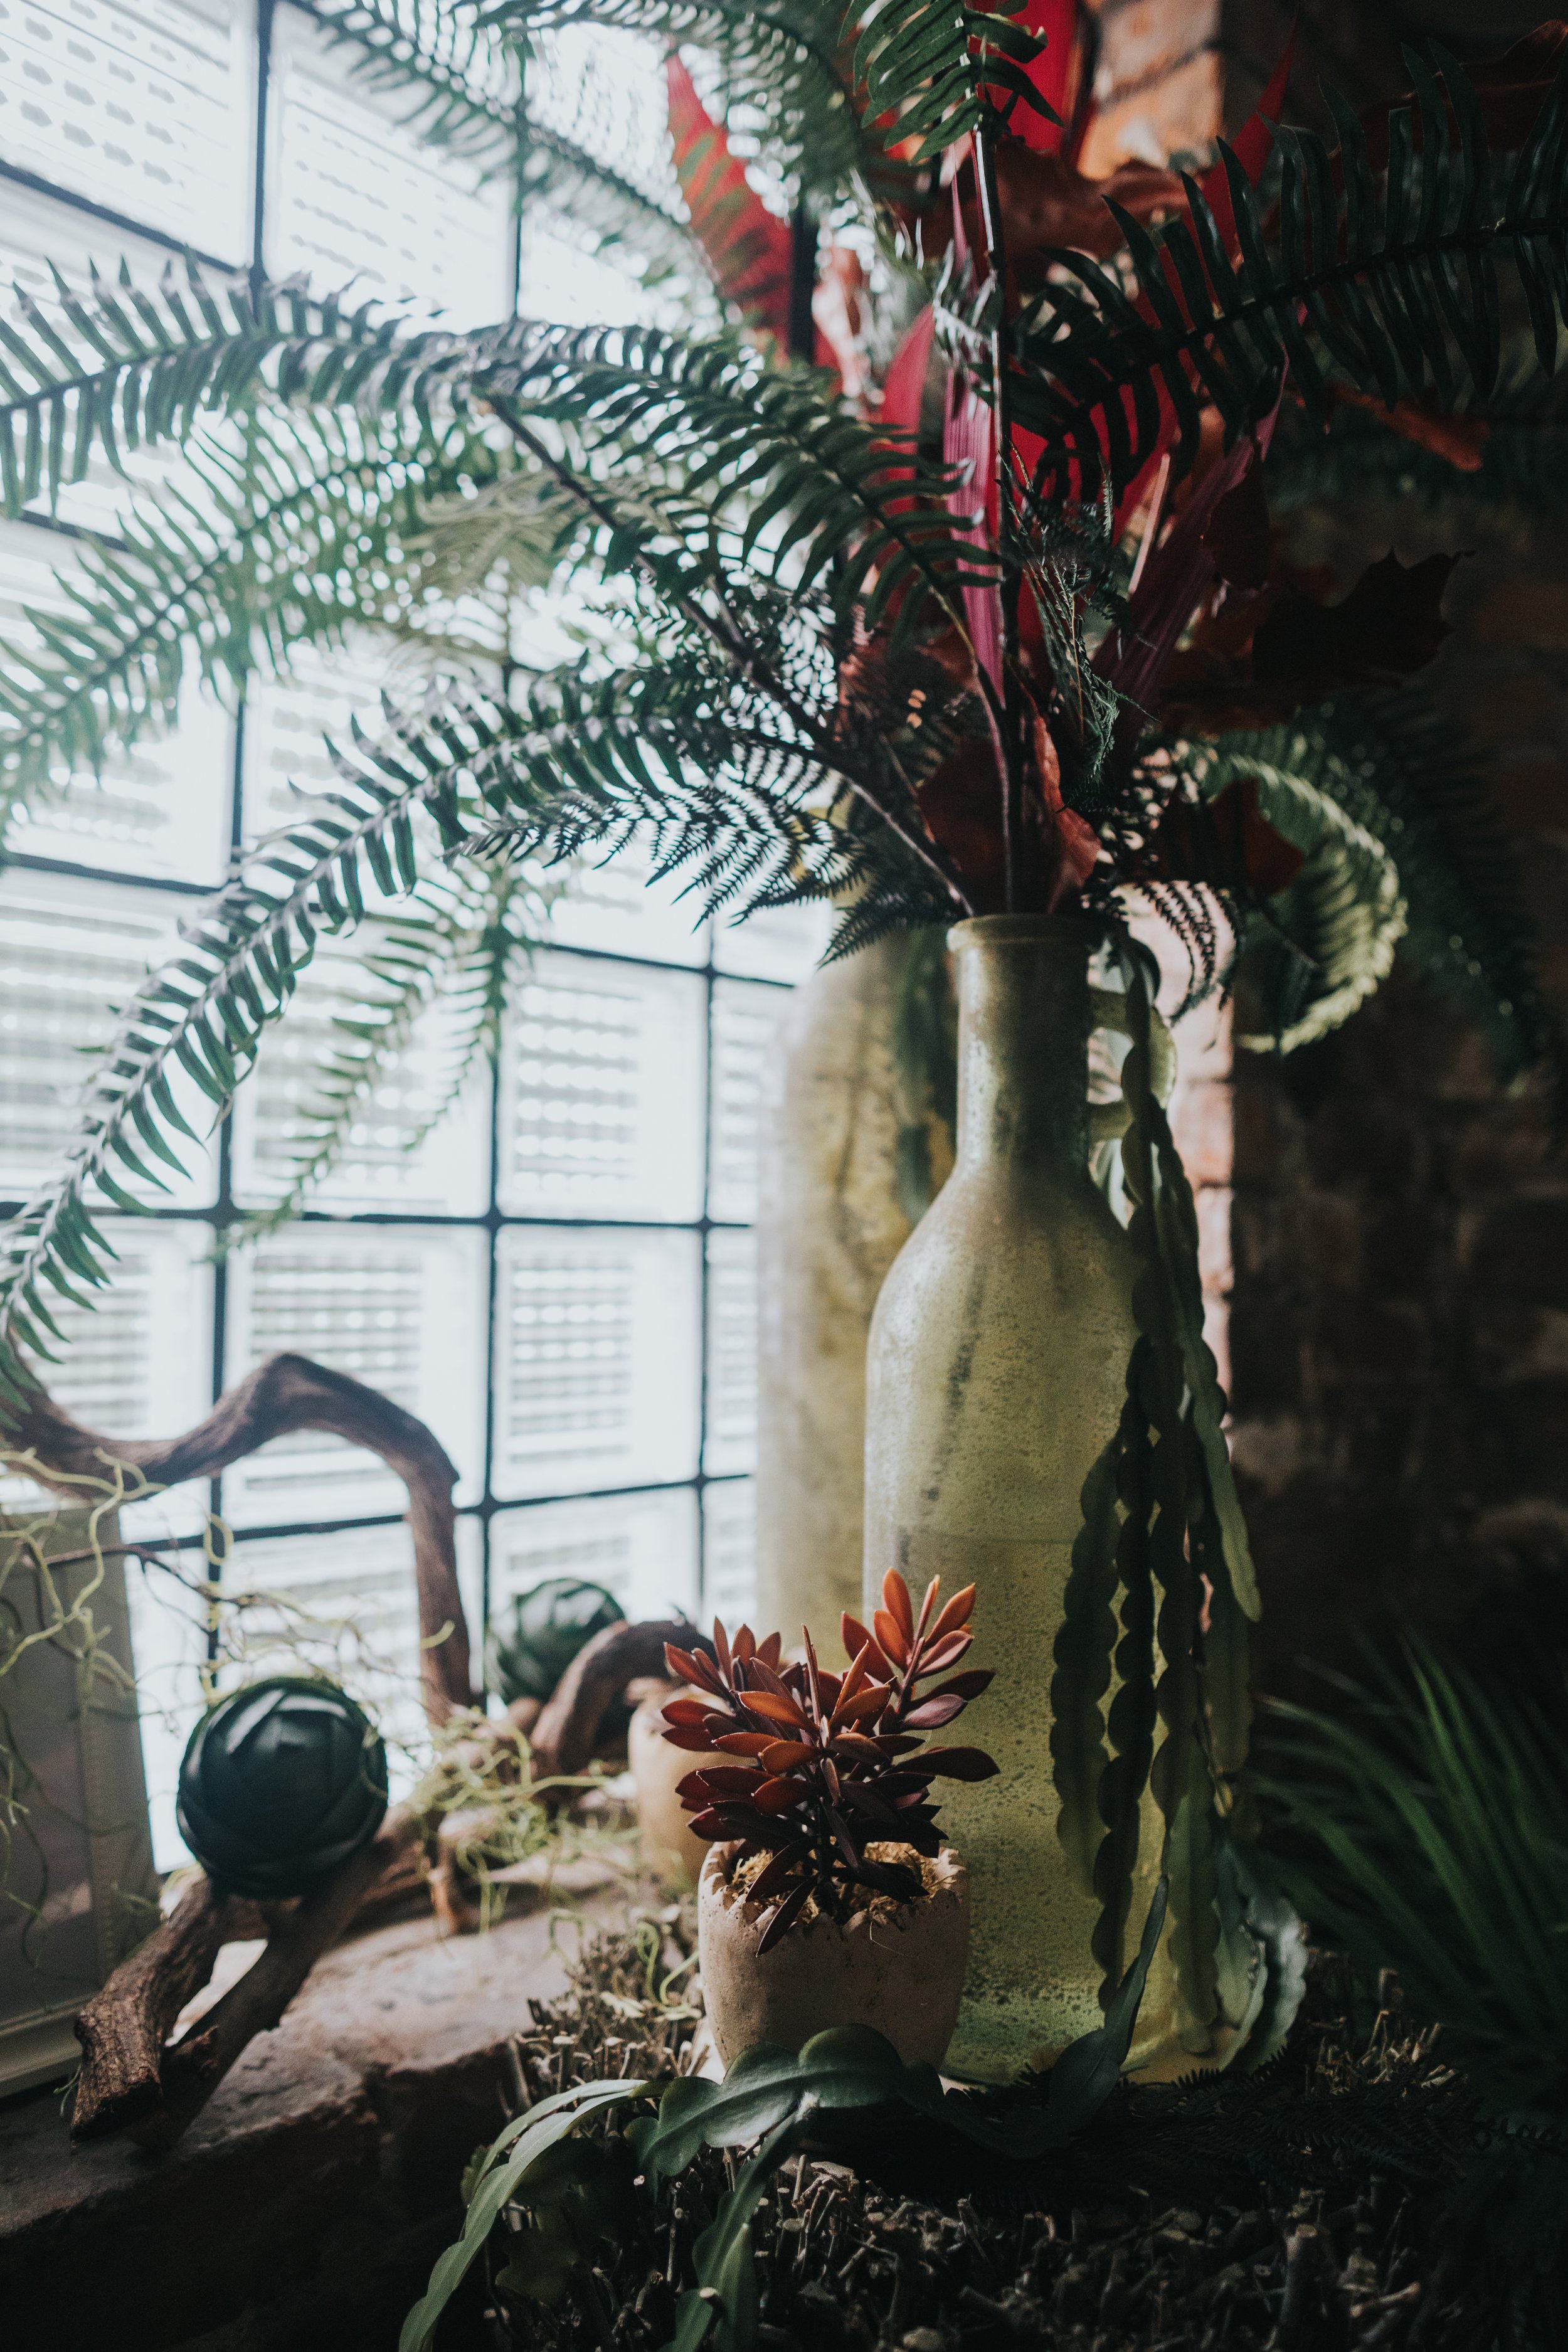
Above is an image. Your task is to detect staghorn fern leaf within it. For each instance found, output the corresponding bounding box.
[1012,45,1568,500]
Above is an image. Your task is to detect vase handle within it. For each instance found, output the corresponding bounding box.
[1084,989,1177,1142]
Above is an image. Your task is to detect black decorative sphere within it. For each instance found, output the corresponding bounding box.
[487,1577,625,1708]
[176,1678,389,1900]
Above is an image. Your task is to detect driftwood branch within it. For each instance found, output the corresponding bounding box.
[10,1350,472,1720]
[71,1877,230,2141]
[132,1804,427,2153]
[527,1618,707,1779]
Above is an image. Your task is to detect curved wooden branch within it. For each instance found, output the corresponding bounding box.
[71,1875,230,2141]
[528,1618,709,1779]
[9,1351,471,1720]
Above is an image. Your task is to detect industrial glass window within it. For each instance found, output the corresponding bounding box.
[0,1,825,1862]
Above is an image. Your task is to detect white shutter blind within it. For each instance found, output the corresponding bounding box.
[489,1487,698,1629]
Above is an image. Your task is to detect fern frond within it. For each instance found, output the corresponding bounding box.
[0,410,543,834]
[300,0,523,164]
[852,0,1051,166]
[483,325,997,635]
[1013,45,1568,499]
[0,260,492,517]
[232,861,553,1236]
[1207,695,1564,1097]
[1185,748,1407,1052]
[0,714,468,1399]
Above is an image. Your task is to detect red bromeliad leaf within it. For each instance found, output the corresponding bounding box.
[733,1625,756,1663]
[751,1776,806,1813]
[882,1570,914,1640]
[909,1745,1000,1781]
[925,1668,994,1702]
[840,1614,890,1675]
[757,1878,813,1956]
[662,1724,726,1752]
[872,1608,909,1666]
[666,55,792,341]
[831,1730,893,1764]
[914,1629,973,1677]
[928,1584,977,1643]
[713,1731,775,1757]
[662,1698,714,1728]
[744,1690,810,1729]
[746,1840,812,1905]
[834,1686,890,1727]
[711,1616,733,1675]
[664,1643,719,1693]
[901,1692,970,1730]
[682,1766,766,1801]
[757,1632,783,1670]
[761,1739,817,1772]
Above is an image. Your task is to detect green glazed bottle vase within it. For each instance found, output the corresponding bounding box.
[863,914,1165,2083]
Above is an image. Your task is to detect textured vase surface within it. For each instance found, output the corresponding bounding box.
[756,935,949,1645]
[863,915,1148,2082]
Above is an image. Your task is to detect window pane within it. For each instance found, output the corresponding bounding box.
[267,3,514,325]
[220,1224,487,1524]
[0,0,256,261]
[487,1487,698,1639]
[712,901,834,983]
[707,977,789,1225]
[704,1226,755,1478]
[702,1478,756,1629]
[218,1518,430,1788]
[492,1225,699,1500]
[1,1214,213,1537]
[497,951,706,1223]
[227,927,492,1220]
[0,868,218,1207]
[540,837,711,970]
[0,519,235,887]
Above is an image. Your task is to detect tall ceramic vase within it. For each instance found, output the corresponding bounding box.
[756,934,952,1644]
[864,914,1157,2083]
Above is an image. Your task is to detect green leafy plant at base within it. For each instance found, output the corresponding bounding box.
[1255,1638,1568,2115]
[399,1879,1168,2352]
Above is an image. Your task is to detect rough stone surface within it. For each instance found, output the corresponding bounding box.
[0,1892,617,2352]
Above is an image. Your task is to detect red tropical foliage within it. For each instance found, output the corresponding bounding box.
[662,1570,998,1953]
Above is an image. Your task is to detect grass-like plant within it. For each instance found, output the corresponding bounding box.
[1257,1639,1568,2110]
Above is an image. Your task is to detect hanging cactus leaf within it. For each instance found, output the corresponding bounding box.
[176,1676,388,1899]
[487,1576,625,1708]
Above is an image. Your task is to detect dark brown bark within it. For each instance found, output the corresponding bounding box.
[134,1803,426,2153]
[10,1350,472,1720]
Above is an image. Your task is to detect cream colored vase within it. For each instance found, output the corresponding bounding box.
[756,935,951,1643]
[864,915,1161,2084]
[628,1688,716,1888]
[697,1840,970,2067]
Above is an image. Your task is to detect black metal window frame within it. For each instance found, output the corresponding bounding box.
[0,0,782,1677]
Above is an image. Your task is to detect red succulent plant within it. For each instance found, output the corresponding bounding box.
[660,1570,999,1952]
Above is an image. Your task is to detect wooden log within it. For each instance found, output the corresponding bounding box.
[527,1618,709,1781]
[9,1351,472,1721]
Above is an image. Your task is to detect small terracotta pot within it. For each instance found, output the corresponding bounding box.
[628,1687,716,1887]
[697,1840,970,2068]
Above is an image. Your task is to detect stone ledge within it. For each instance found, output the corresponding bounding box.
[0,1890,621,2352]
